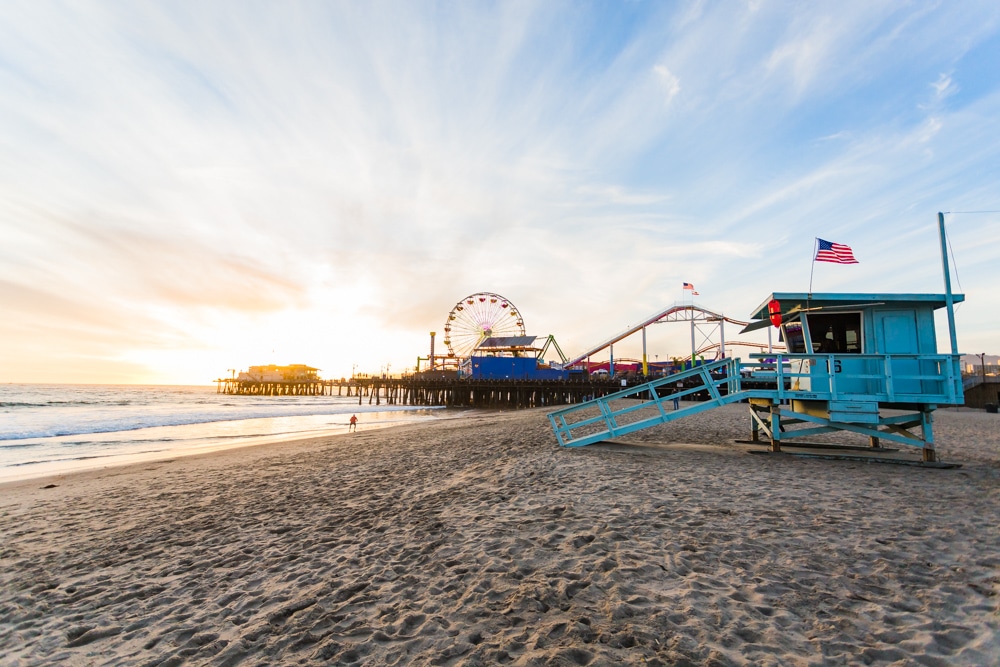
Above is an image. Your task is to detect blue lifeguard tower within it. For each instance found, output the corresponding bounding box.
[548,216,965,464]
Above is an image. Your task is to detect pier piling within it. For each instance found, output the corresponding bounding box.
[215,376,632,409]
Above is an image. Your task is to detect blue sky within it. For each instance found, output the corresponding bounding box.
[2,1,998,383]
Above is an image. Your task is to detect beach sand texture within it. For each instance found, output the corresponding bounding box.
[1,405,998,666]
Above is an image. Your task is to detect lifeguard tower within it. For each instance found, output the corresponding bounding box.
[547,215,965,464]
[738,292,964,461]
[547,292,963,462]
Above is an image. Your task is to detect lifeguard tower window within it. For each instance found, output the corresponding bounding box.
[782,321,806,353]
[807,313,862,354]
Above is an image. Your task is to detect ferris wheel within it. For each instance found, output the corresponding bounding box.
[443,292,526,358]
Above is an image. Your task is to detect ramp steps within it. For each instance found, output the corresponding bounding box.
[547,353,963,459]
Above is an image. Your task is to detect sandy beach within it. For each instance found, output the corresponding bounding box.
[1,404,997,666]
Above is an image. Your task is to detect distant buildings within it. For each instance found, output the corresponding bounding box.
[237,364,320,382]
[962,354,998,375]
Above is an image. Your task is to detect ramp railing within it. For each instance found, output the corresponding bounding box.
[547,358,744,447]
[548,353,964,448]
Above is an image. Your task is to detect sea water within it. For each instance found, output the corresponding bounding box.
[0,384,444,483]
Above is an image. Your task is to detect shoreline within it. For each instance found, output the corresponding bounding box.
[0,406,463,487]
[0,406,493,494]
[1,404,997,665]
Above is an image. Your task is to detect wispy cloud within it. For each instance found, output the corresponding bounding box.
[931,73,959,101]
[1,1,998,381]
[653,65,681,105]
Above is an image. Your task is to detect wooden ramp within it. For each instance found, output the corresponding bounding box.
[547,352,964,461]
[547,359,757,447]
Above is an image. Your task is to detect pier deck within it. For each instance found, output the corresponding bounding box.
[215,376,660,409]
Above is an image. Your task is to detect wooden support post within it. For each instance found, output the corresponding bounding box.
[921,409,937,463]
[769,405,782,453]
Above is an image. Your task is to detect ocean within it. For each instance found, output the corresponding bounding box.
[0,384,445,483]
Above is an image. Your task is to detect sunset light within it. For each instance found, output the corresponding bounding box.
[1,3,998,384]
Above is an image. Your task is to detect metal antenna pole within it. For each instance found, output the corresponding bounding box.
[938,212,959,356]
[939,212,962,403]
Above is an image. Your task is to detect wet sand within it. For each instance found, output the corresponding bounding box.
[1,404,998,665]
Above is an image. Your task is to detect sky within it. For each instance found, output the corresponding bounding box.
[2,0,999,385]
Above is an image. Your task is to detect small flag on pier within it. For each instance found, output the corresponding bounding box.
[815,238,858,264]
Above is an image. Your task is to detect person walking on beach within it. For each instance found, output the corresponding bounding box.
[673,381,683,410]
[349,414,358,432]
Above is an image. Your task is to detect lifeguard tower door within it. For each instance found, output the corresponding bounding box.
[805,312,867,395]
[874,310,921,394]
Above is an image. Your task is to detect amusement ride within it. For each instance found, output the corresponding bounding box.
[426,290,783,374]
[423,292,527,371]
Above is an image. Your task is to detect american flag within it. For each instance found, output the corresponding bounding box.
[815,238,858,264]
[683,282,695,290]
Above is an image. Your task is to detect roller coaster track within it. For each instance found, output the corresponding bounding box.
[695,341,786,356]
[563,303,751,368]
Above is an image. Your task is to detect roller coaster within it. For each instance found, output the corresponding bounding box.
[559,303,782,373]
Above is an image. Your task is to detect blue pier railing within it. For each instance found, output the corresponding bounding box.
[741,353,963,406]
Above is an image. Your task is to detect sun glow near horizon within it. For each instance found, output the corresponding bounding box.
[2,2,999,385]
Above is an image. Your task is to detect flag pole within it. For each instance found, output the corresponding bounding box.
[808,237,818,293]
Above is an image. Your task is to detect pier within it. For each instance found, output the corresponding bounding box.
[215,377,341,396]
[215,375,660,409]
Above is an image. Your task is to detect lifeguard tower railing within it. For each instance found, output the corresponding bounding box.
[547,353,963,456]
